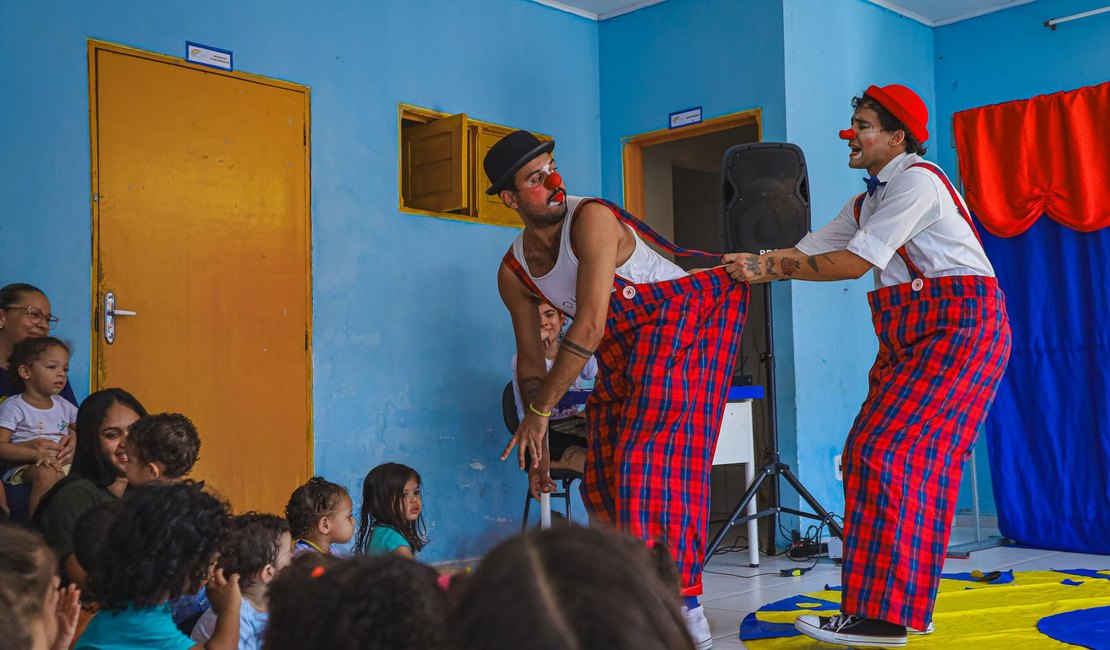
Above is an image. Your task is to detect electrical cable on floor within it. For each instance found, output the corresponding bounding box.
[704,567,785,579]
[709,533,751,556]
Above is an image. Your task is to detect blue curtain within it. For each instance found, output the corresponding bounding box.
[979,216,1110,554]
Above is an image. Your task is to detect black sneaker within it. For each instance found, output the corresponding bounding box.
[794,613,907,647]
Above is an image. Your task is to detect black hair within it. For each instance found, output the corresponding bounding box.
[0,283,45,310]
[265,553,449,650]
[217,513,289,589]
[87,481,229,612]
[852,92,927,156]
[72,500,121,577]
[452,526,693,650]
[5,335,69,393]
[33,388,148,522]
[126,413,201,478]
[73,388,148,485]
[355,462,427,555]
[284,476,350,539]
[0,523,56,649]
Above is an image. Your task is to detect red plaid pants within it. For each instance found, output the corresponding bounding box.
[840,275,1011,630]
[582,266,749,595]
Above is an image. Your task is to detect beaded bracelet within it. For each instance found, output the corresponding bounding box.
[528,402,552,418]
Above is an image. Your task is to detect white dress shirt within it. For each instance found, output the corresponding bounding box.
[796,153,994,289]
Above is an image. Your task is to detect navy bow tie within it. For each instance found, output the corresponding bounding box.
[864,175,886,196]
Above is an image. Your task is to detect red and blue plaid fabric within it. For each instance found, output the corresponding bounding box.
[840,275,1011,630]
[502,199,749,595]
[584,265,748,595]
[843,163,1011,629]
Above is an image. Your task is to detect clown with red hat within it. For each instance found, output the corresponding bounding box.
[724,84,1012,647]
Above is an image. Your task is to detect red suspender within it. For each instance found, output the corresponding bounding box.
[852,191,924,280]
[908,162,984,246]
[501,249,571,318]
[586,198,720,258]
[502,197,719,304]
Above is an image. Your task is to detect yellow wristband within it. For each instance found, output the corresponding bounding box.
[528,402,552,418]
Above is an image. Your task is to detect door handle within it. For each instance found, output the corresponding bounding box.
[103,292,137,344]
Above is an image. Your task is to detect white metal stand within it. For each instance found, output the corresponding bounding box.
[540,434,552,528]
[945,446,1011,558]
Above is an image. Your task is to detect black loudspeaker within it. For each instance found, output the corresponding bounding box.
[721,143,811,254]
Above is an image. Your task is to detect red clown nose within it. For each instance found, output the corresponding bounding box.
[543,171,563,191]
[839,129,856,140]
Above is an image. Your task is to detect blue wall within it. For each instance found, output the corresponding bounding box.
[781,0,936,520]
[934,0,1110,515]
[0,0,601,561]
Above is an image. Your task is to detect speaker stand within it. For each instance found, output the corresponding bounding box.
[705,283,843,566]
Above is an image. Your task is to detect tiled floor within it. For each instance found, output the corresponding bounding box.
[699,527,1110,648]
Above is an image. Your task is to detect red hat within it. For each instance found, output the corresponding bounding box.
[865,84,929,143]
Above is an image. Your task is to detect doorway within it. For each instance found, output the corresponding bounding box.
[89,41,312,514]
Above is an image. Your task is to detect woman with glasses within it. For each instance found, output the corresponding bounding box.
[1,283,77,520]
[0,283,75,406]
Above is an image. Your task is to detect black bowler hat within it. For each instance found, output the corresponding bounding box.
[483,130,555,195]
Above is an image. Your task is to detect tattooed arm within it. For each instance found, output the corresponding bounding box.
[496,203,622,475]
[721,248,872,284]
[498,263,554,475]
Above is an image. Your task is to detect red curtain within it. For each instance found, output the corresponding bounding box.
[953,81,1110,237]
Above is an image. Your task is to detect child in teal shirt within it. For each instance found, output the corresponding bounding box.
[354,462,427,558]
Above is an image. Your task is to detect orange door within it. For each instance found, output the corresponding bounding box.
[89,41,312,514]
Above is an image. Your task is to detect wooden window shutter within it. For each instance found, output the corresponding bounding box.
[402,113,469,213]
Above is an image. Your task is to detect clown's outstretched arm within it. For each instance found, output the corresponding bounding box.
[722,248,872,283]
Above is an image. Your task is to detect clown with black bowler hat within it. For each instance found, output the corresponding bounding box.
[489,129,752,649]
[723,85,1012,647]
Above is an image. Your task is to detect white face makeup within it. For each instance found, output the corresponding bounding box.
[506,154,567,226]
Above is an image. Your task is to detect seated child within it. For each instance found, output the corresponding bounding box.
[451,526,694,650]
[0,337,77,515]
[284,476,354,556]
[121,412,206,633]
[75,481,240,650]
[191,513,292,650]
[123,413,201,488]
[354,462,427,558]
[264,553,449,650]
[0,522,81,650]
[511,302,597,473]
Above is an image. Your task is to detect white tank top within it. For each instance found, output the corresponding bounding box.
[509,196,687,317]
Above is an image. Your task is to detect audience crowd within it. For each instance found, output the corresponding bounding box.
[0,282,697,649]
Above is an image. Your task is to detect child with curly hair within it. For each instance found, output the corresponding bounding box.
[75,481,240,649]
[119,413,207,633]
[0,337,77,515]
[190,513,292,650]
[354,462,428,558]
[284,476,355,556]
[264,553,449,650]
[122,413,201,488]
